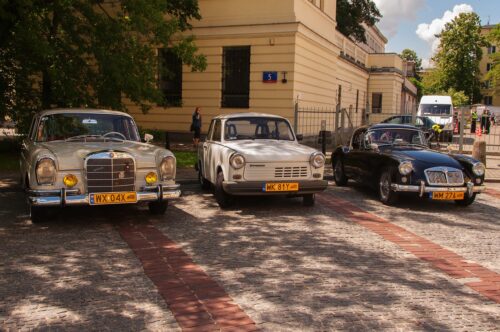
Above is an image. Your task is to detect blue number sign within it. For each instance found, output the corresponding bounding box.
[263,71,278,83]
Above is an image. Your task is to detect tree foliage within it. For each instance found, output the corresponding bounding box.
[431,12,487,104]
[400,49,422,72]
[336,0,382,43]
[486,24,500,90]
[0,0,206,132]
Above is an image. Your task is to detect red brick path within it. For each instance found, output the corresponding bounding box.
[118,223,258,331]
[317,193,500,304]
[485,188,500,199]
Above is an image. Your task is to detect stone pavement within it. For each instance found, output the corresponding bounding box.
[1,172,499,331]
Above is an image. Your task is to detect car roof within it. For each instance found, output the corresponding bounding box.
[37,108,133,118]
[369,123,421,130]
[213,112,287,120]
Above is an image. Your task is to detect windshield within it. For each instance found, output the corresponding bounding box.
[366,128,427,146]
[35,113,140,142]
[419,104,451,116]
[224,117,295,141]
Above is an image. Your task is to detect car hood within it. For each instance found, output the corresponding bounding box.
[384,147,462,169]
[223,140,318,162]
[37,141,170,170]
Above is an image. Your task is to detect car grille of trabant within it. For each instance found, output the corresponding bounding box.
[245,163,309,181]
[85,152,135,193]
[424,167,464,186]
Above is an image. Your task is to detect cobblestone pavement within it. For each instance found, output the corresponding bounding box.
[1,172,499,331]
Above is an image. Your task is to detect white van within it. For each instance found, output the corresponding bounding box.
[417,95,454,141]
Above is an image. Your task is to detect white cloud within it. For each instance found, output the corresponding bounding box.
[416,3,474,66]
[373,0,426,38]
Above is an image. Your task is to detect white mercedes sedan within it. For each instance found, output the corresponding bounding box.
[196,113,328,208]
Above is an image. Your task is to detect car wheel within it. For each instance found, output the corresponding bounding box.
[303,194,315,206]
[30,206,53,224]
[333,159,348,186]
[455,193,476,207]
[215,171,233,209]
[148,201,168,215]
[198,164,211,190]
[379,168,399,205]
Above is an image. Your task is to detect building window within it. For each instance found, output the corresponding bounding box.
[484,80,492,89]
[372,93,382,113]
[158,48,182,106]
[488,45,496,54]
[484,96,493,105]
[486,63,493,72]
[222,46,250,108]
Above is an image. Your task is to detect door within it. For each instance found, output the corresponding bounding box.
[343,128,366,181]
[203,119,222,183]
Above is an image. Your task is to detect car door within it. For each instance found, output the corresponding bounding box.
[201,120,215,182]
[20,116,38,184]
[204,119,222,184]
[343,128,366,181]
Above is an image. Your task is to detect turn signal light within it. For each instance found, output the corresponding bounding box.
[145,172,158,185]
[63,174,78,188]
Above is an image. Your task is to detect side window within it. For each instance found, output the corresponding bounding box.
[351,129,365,149]
[415,117,424,126]
[212,120,222,142]
[207,120,215,141]
[388,117,402,124]
[28,116,38,141]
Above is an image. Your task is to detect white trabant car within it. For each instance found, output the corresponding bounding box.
[196,113,328,208]
[21,109,181,223]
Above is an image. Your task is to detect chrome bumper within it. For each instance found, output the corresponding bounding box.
[28,184,181,207]
[391,181,485,197]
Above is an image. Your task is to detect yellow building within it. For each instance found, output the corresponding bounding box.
[129,0,416,134]
[480,24,499,107]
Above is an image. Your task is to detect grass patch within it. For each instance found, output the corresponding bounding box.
[0,152,19,172]
[173,150,197,168]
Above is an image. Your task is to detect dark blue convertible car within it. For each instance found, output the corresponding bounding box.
[331,124,486,206]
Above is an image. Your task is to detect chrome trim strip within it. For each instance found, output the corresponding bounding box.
[391,184,485,193]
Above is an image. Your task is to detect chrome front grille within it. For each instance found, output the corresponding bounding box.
[244,163,310,181]
[275,166,308,178]
[424,167,464,186]
[85,152,135,193]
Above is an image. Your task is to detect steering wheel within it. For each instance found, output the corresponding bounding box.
[103,131,126,140]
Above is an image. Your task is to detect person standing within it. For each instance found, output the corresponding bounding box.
[485,109,491,134]
[470,109,478,134]
[481,109,488,133]
[191,107,202,146]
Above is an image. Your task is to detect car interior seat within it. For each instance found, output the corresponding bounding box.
[226,124,237,139]
[255,124,269,139]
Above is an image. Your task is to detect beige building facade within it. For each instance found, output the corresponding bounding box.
[129,0,416,134]
[480,24,499,107]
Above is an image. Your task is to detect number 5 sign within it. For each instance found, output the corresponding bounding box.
[262,71,278,83]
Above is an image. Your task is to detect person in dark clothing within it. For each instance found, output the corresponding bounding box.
[481,109,489,133]
[191,107,202,146]
[485,109,491,134]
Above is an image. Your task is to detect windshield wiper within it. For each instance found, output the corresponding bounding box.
[65,134,124,142]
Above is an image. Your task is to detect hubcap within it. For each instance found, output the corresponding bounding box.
[380,174,390,199]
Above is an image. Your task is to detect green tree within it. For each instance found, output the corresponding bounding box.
[486,24,500,90]
[336,0,382,43]
[432,12,487,103]
[0,0,206,132]
[400,49,423,72]
[446,88,469,106]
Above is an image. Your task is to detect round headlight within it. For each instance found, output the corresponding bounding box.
[230,153,245,169]
[159,156,175,181]
[310,152,325,168]
[472,162,485,176]
[398,161,413,175]
[63,174,78,187]
[145,172,158,185]
[36,157,56,185]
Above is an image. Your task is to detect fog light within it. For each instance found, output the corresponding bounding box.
[475,178,481,184]
[233,174,242,180]
[313,173,321,178]
[145,172,158,185]
[401,176,407,183]
[63,174,78,187]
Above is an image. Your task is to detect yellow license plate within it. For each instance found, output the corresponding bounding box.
[264,182,299,192]
[432,192,464,200]
[90,192,137,205]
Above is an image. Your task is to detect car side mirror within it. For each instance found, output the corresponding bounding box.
[144,133,154,143]
[296,134,303,141]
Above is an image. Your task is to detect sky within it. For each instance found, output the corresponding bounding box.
[372,0,500,68]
